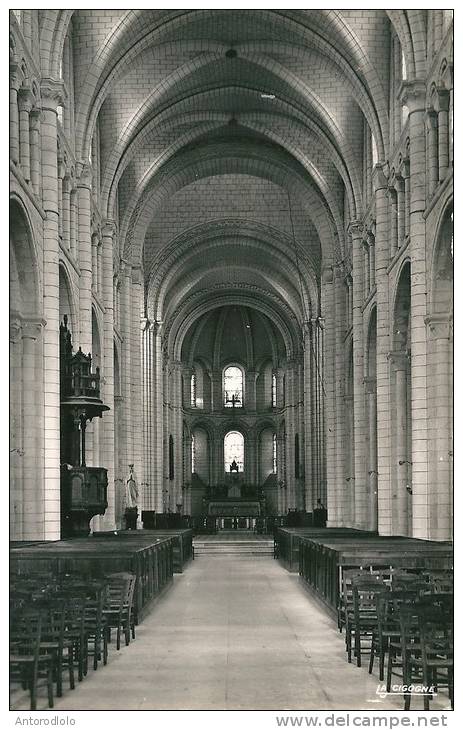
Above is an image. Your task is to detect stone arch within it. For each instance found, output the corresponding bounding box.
[390,262,412,536]
[365,306,378,531]
[430,203,453,316]
[10,197,43,540]
[10,198,40,319]
[58,262,76,336]
[426,201,453,540]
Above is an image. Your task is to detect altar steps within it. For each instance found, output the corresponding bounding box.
[193,535,274,556]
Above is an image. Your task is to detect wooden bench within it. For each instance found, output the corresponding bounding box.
[92,529,193,573]
[275,527,374,572]
[298,534,453,617]
[10,535,174,623]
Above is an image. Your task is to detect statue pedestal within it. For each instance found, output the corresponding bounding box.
[124,507,138,530]
[228,483,241,499]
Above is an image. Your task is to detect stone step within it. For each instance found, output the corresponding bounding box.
[194,541,274,555]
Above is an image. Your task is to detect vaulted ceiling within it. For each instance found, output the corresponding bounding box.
[40,9,426,351]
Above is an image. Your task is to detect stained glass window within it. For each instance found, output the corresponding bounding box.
[272,372,277,407]
[190,373,196,407]
[224,431,244,472]
[191,435,195,473]
[273,433,277,474]
[223,365,243,407]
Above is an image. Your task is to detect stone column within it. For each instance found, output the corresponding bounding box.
[302,327,314,514]
[170,360,184,508]
[121,262,133,486]
[101,220,117,529]
[211,372,222,412]
[77,163,93,353]
[389,351,411,536]
[245,369,257,411]
[57,156,65,240]
[10,319,23,538]
[330,268,348,526]
[426,111,438,197]
[97,241,103,297]
[425,315,452,540]
[18,87,33,183]
[152,322,164,513]
[131,267,144,523]
[62,174,71,252]
[396,176,405,248]
[436,89,450,182]
[141,319,154,511]
[70,186,77,258]
[363,241,370,296]
[40,78,65,539]
[348,221,368,528]
[276,367,285,409]
[373,164,392,535]
[364,376,378,532]
[387,185,398,257]
[284,361,296,509]
[277,431,286,515]
[368,231,376,290]
[22,320,45,539]
[91,233,98,291]
[29,108,41,197]
[10,64,20,165]
[247,432,257,486]
[403,160,410,239]
[400,81,429,538]
[182,365,193,407]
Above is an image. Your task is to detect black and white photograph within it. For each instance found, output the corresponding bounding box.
[8,4,455,722]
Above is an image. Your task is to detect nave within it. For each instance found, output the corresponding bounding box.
[10,550,450,712]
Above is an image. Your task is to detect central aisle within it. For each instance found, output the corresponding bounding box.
[54,556,416,711]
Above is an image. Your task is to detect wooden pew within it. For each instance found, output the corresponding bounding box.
[275,527,375,572]
[298,534,453,617]
[9,535,174,623]
[92,529,193,573]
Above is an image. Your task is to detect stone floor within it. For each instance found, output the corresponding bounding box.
[10,555,451,712]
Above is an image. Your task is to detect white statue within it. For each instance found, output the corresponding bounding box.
[125,464,139,509]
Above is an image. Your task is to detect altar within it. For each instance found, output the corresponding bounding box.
[204,481,264,530]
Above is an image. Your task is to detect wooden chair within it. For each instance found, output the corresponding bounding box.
[34,599,75,697]
[404,606,453,710]
[370,589,419,682]
[10,610,54,710]
[103,573,137,649]
[338,569,363,634]
[346,575,388,667]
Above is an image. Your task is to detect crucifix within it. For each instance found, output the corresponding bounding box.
[226,393,241,409]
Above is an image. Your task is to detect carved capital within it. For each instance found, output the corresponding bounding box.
[321,265,333,284]
[372,163,388,191]
[347,220,364,239]
[76,161,92,189]
[387,349,410,371]
[425,314,452,340]
[22,318,45,341]
[102,219,117,239]
[17,86,34,113]
[40,77,66,111]
[426,110,438,130]
[9,317,22,344]
[132,265,143,286]
[431,86,450,113]
[398,80,426,113]
[152,320,163,335]
[10,61,20,90]
[29,108,42,132]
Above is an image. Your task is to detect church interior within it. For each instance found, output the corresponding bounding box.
[9,9,453,713]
